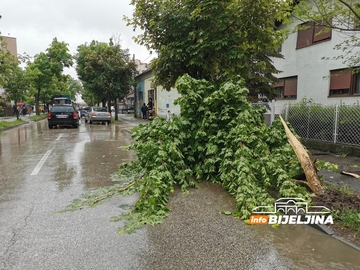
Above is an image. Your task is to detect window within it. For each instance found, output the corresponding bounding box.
[296,22,331,49]
[329,69,360,96]
[274,76,298,99]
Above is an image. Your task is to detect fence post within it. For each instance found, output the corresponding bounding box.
[285,104,289,120]
[334,105,339,144]
[270,100,275,124]
[306,103,311,139]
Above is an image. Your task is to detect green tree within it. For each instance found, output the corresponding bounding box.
[26,38,73,115]
[0,37,18,86]
[126,0,290,100]
[75,38,137,120]
[0,37,29,118]
[4,67,28,119]
[290,0,360,68]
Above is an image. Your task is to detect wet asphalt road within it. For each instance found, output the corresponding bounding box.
[0,115,360,269]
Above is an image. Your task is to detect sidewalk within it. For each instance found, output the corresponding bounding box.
[311,150,360,193]
[0,115,30,122]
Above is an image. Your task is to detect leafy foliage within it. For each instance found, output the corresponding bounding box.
[290,0,360,69]
[25,38,73,115]
[63,75,312,233]
[75,38,137,119]
[125,0,291,99]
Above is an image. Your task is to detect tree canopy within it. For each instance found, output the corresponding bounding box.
[0,37,28,118]
[75,38,137,119]
[126,0,291,100]
[25,38,73,114]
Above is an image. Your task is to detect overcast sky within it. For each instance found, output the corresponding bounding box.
[0,0,154,78]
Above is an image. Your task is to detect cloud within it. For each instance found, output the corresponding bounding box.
[1,0,154,78]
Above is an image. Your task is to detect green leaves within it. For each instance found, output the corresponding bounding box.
[61,75,311,233]
[75,39,137,107]
[127,0,288,99]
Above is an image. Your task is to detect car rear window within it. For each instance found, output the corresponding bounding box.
[93,107,107,112]
[51,106,75,113]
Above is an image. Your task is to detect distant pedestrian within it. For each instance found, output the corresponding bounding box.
[141,103,148,119]
[27,105,33,115]
[22,106,27,116]
[147,98,153,110]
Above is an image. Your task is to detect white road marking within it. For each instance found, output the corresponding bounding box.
[30,150,52,176]
[56,133,63,141]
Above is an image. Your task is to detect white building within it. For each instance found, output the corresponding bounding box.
[273,18,360,114]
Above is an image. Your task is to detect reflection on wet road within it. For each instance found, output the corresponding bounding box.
[0,117,359,269]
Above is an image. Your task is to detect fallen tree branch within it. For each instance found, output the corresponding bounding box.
[341,171,360,179]
[291,179,310,187]
[279,116,324,195]
[89,175,143,206]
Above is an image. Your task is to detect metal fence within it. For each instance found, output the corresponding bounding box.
[268,103,360,146]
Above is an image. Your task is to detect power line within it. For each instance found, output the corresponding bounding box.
[142,52,155,63]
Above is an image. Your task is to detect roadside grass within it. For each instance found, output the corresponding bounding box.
[325,183,355,195]
[324,184,360,232]
[29,114,48,121]
[332,209,360,232]
[0,119,25,132]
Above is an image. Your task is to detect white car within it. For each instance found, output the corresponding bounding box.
[85,106,111,124]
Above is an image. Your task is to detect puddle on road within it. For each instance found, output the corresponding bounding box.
[141,182,360,269]
[249,212,360,269]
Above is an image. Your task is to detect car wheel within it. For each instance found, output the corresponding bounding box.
[73,124,79,128]
[107,121,111,125]
[48,125,53,129]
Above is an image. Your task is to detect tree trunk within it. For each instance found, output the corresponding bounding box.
[35,90,40,115]
[114,97,118,121]
[279,116,324,195]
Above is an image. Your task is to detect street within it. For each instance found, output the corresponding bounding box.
[0,116,359,270]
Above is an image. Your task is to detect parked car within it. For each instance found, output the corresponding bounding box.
[127,105,135,114]
[79,106,89,118]
[85,106,111,124]
[120,105,128,114]
[47,104,80,129]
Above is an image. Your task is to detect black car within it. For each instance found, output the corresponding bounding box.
[127,105,135,114]
[48,105,80,129]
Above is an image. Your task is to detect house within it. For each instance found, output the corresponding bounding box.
[134,69,181,119]
[134,59,149,74]
[0,36,17,56]
[272,16,360,114]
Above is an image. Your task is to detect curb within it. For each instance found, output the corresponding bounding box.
[0,122,28,132]
[310,224,360,251]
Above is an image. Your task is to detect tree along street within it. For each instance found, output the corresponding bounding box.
[0,117,359,269]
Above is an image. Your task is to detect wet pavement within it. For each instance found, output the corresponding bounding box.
[311,150,360,192]
[0,115,359,269]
